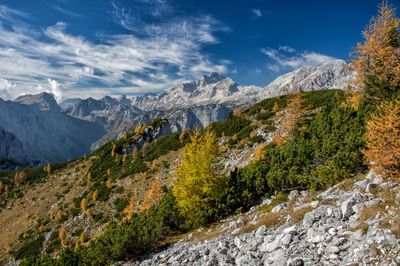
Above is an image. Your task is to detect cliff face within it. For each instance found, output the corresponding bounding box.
[0,93,105,166]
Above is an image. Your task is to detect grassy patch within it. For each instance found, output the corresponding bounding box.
[290,206,315,224]
[232,212,285,237]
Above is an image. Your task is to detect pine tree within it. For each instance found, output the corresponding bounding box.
[363,100,400,179]
[350,1,400,100]
[172,127,222,227]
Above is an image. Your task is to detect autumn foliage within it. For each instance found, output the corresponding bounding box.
[172,127,221,227]
[363,100,400,179]
[141,179,163,211]
[273,85,306,146]
[123,196,138,220]
[350,1,400,100]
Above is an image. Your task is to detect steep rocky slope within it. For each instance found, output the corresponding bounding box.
[0,93,105,166]
[129,171,400,266]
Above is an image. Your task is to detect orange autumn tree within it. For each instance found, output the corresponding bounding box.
[350,0,400,100]
[273,84,306,146]
[141,179,163,211]
[123,195,138,220]
[363,100,400,179]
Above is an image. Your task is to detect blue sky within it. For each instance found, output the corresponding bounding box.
[0,0,397,101]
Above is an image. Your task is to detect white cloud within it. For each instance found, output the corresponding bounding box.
[279,45,295,53]
[0,3,230,101]
[261,47,339,72]
[252,9,262,17]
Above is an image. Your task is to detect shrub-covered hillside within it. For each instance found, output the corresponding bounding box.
[0,86,380,266]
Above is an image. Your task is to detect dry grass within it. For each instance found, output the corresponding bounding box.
[337,178,355,191]
[290,206,314,225]
[232,212,285,237]
[349,222,369,235]
[359,189,396,222]
[188,221,228,244]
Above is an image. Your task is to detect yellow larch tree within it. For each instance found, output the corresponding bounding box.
[273,84,306,146]
[254,143,266,160]
[350,1,400,100]
[59,227,68,247]
[111,142,116,157]
[80,198,88,211]
[92,190,98,201]
[172,127,222,227]
[131,147,138,163]
[123,196,138,220]
[141,179,163,211]
[106,179,113,189]
[363,100,400,179]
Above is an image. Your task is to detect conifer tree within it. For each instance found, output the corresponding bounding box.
[111,143,116,157]
[179,128,191,141]
[273,84,306,146]
[350,1,400,100]
[141,179,163,211]
[131,147,138,163]
[172,127,222,227]
[123,196,137,220]
[59,227,68,247]
[254,143,266,160]
[363,100,400,179]
[92,190,98,201]
[106,179,113,189]
[80,198,88,211]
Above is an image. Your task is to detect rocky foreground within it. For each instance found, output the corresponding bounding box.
[127,171,400,265]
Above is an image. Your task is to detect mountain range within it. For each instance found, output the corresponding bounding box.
[0,60,354,167]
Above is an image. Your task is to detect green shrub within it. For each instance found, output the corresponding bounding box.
[114,197,129,212]
[14,236,45,260]
[210,112,251,137]
[144,132,183,162]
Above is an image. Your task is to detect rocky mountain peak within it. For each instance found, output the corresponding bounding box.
[13,92,60,112]
[195,72,225,87]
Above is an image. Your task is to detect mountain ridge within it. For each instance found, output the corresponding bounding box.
[0,60,354,166]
